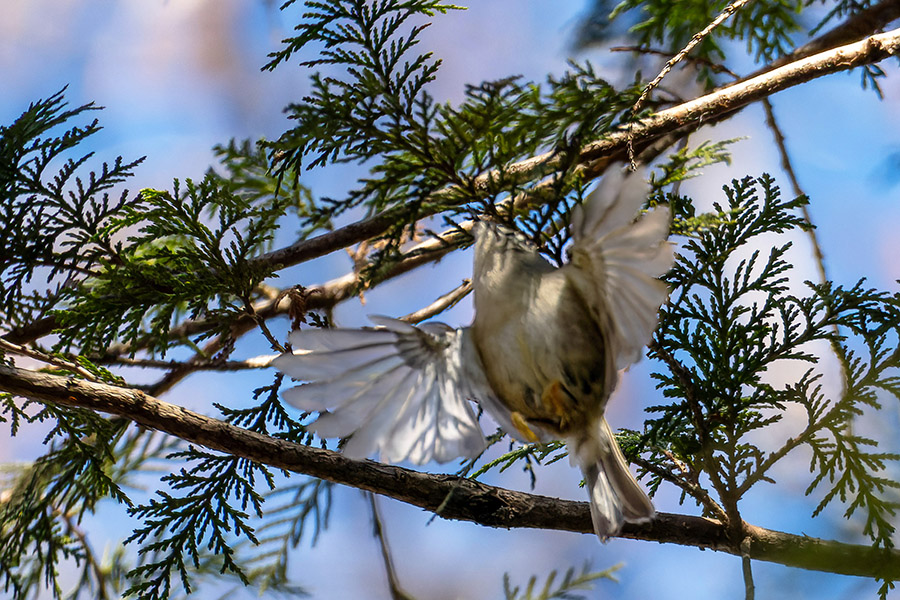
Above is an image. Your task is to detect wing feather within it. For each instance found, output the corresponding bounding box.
[273,317,491,464]
[569,165,674,369]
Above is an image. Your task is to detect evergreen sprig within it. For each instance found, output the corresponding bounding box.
[117,375,330,598]
[266,0,462,172]
[645,174,900,549]
[0,89,143,332]
[0,398,131,597]
[124,448,275,600]
[802,281,900,547]
[215,373,311,445]
[208,139,321,235]
[469,441,568,489]
[231,478,332,595]
[503,564,619,600]
[161,476,332,599]
[54,174,294,355]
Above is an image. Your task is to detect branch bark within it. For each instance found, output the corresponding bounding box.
[1,363,898,581]
[756,0,900,74]
[4,24,899,349]
[251,26,900,273]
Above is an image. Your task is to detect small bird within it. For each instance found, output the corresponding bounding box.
[273,165,674,538]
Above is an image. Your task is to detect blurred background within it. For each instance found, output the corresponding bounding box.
[2,1,900,598]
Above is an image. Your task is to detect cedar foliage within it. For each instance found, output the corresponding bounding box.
[1,1,899,598]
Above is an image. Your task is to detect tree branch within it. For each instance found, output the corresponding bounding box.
[139,225,465,393]
[757,0,900,74]
[100,355,277,372]
[581,27,900,166]
[1,363,899,581]
[252,27,900,273]
[400,279,472,324]
[4,25,899,349]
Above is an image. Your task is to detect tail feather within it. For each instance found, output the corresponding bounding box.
[570,418,654,539]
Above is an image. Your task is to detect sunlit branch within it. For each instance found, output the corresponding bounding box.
[400,280,472,324]
[3,25,899,353]
[2,363,899,581]
[101,355,277,372]
[250,27,900,275]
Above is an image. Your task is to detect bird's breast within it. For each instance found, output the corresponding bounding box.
[471,274,614,437]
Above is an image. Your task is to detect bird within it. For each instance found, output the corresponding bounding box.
[272,164,674,539]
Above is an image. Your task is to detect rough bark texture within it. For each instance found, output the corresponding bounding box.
[3,26,899,348]
[253,27,900,272]
[2,363,899,580]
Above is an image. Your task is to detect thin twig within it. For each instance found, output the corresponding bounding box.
[367,492,416,600]
[670,134,692,197]
[760,96,851,436]
[147,332,237,396]
[627,0,756,167]
[742,537,756,600]
[65,515,110,600]
[761,98,830,285]
[0,337,98,381]
[631,455,729,522]
[650,340,736,528]
[400,280,472,324]
[100,355,277,371]
[244,299,286,354]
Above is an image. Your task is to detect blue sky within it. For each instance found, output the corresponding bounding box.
[2,1,900,598]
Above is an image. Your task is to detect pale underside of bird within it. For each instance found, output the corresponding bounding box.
[273,165,675,539]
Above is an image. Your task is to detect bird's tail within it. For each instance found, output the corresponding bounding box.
[569,417,654,540]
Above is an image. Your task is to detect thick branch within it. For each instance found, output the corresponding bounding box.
[4,25,899,349]
[252,27,900,273]
[578,27,900,165]
[3,315,57,345]
[1,363,898,580]
[759,0,900,73]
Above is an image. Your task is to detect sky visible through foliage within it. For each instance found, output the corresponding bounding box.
[2,1,900,598]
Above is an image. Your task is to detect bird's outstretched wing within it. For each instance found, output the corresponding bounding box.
[272,316,492,464]
[568,166,674,369]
